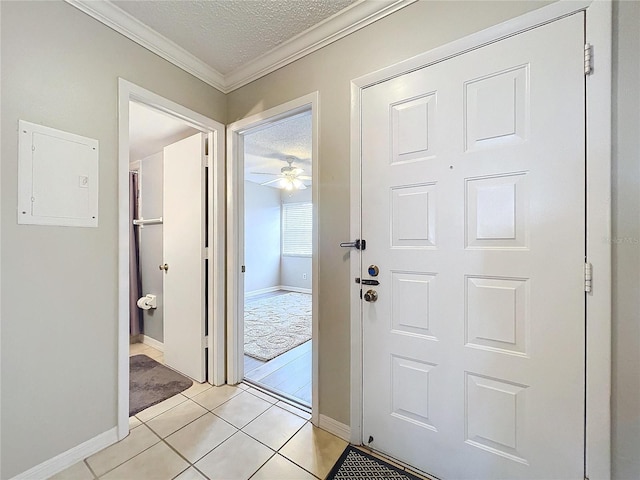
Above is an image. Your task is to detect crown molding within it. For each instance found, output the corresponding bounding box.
[65,0,416,93]
[65,0,227,91]
[223,0,417,91]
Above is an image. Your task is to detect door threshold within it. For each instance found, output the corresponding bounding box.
[242,379,311,414]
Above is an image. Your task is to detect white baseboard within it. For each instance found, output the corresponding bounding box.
[245,286,312,298]
[245,286,281,298]
[319,414,351,442]
[142,335,164,352]
[11,427,118,480]
[280,286,312,294]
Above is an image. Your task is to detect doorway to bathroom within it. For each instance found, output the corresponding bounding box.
[118,79,226,437]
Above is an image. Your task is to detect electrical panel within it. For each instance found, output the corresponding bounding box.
[18,120,98,227]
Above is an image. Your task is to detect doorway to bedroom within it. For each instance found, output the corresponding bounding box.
[241,109,313,407]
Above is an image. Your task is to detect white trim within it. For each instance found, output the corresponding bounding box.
[141,335,164,352]
[118,78,226,440]
[585,1,612,478]
[65,0,226,91]
[245,286,282,299]
[280,286,312,295]
[64,0,415,94]
[223,0,417,92]
[349,1,611,476]
[227,92,320,426]
[208,125,227,387]
[352,0,592,91]
[10,427,118,480]
[319,415,351,443]
[244,285,313,298]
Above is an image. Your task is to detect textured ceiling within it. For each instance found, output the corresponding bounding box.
[112,0,356,75]
[129,102,198,161]
[129,102,311,188]
[244,111,312,187]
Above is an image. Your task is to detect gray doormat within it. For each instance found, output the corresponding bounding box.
[129,354,193,417]
[327,446,423,480]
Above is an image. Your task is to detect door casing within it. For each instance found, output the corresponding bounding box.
[226,92,319,425]
[117,79,227,440]
[349,1,611,478]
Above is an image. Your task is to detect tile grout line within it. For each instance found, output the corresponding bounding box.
[82,458,98,480]
[100,372,323,480]
[92,427,163,479]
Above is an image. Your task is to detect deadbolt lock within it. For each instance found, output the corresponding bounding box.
[364,289,378,303]
[368,265,380,277]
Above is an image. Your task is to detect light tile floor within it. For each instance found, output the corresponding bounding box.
[49,343,347,480]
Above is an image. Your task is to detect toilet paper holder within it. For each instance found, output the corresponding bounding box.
[137,294,157,310]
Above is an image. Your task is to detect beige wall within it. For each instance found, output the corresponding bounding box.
[0,2,226,477]
[611,1,640,478]
[229,2,640,478]
[2,0,639,478]
[227,0,554,427]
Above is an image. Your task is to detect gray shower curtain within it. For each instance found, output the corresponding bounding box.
[129,171,143,336]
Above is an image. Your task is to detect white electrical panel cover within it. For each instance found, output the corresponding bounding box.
[18,120,99,227]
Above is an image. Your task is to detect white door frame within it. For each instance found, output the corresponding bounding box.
[226,92,319,425]
[117,79,227,439]
[349,1,611,478]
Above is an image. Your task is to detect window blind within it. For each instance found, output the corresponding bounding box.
[282,202,312,256]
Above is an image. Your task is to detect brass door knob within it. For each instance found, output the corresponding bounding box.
[159,263,169,271]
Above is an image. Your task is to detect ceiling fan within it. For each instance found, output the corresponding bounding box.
[252,156,311,190]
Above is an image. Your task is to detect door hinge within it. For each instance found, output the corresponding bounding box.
[584,43,593,75]
[203,155,210,168]
[241,265,246,273]
[203,335,209,349]
[203,247,209,260]
[584,261,593,293]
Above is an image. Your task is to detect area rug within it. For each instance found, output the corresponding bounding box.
[129,354,193,416]
[244,292,311,361]
[327,446,423,480]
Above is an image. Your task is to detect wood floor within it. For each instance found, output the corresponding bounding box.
[244,340,311,406]
[243,290,312,406]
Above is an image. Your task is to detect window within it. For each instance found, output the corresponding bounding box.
[282,202,312,256]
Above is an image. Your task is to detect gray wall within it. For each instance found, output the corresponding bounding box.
[0,1,226,477]
[227,0,555,428]
[1,1,638,478]
[227,1,640,476]
[281,187,312,291]
[611,1,640,478]
[244,181,281,294]
[138,152,164,343]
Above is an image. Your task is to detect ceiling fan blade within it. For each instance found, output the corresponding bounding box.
[297,175,312,180]
[260,178,282,186]
[249,172,280,176]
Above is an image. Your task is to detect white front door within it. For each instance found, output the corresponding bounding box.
[361,13,585,479]
[163,133,207,382]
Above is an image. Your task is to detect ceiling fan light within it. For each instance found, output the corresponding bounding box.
[292,178,306,190]
[278,178,289,189]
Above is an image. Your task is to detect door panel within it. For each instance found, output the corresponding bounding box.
[163,133,206,382]
[361,14,585,480]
